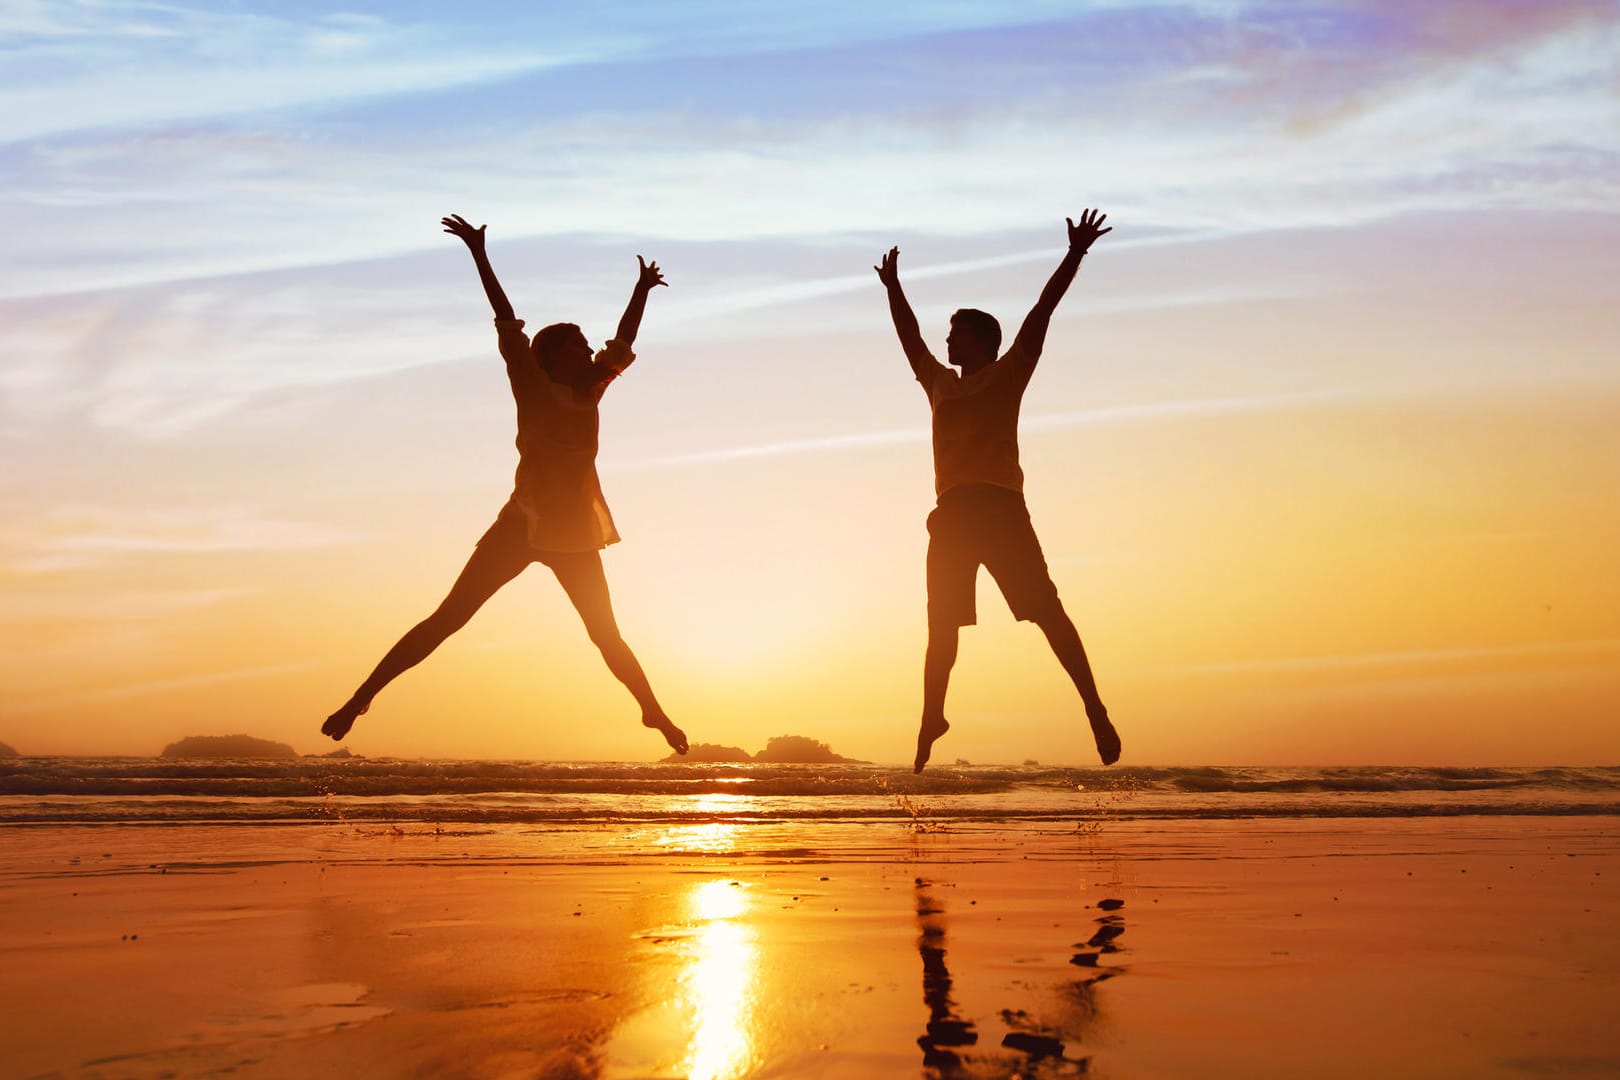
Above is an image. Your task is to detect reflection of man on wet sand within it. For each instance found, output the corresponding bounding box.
[914,878,977,1073]
[876,211,1122,772]
[914,877,1124,1073]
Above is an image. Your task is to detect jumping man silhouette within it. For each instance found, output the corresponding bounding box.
[876,210,1120,772]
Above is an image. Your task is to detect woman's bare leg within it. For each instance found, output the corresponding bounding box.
[548,552,688,755]
[322,538,531,740]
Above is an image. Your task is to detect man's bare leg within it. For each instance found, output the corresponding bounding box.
[916,623,959,773]
[552,553,688,755]
[323,538,530,741]
[1034,607,1120,765]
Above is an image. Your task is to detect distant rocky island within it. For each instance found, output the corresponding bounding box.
[161,734,298,759]
[0,740,18,757]
[677,743,754,763]
[664,734,865,764]
[307,746,362,759]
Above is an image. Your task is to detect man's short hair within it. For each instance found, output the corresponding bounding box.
[532,322,583,375]
[952,308,1002,357]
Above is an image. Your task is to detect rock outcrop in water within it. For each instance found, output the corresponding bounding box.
[663,734,865,764]
[753,735,862,763]
[676,743,753,763]
[161,735,298,759]
[0,740,18,757]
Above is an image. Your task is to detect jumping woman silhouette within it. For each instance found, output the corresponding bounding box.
[322,214,688,756]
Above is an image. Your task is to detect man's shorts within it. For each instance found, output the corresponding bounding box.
[926,484,1061,628]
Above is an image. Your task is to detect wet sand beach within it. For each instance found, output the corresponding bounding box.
[2,817,1617,1079]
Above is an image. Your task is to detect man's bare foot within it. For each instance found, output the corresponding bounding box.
[914,716,950,774]
[1089,708,1121,766]
[645,714,688,755]
[321,699,368,741]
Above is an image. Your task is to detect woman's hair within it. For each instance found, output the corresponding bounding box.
[532,322,583,376]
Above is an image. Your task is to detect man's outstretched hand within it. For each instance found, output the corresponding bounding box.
[1068,209,1111,254]
[874,245,900,288]
[441,213,487,251]
[636,255,667,291]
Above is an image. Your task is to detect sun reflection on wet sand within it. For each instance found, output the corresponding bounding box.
[652,795,750,854]
[654,821,739,854]
[684,879,758,1080]
[602,871,761,1078]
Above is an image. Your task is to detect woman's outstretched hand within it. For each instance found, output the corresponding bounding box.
[1067,209,1111,254]
[442,213,487,251]
[636,255,667,290]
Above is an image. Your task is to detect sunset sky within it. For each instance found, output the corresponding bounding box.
[2,1,1617,764]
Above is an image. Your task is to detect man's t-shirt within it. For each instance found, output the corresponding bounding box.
[914,341,1038,498]
[494,318,634,553]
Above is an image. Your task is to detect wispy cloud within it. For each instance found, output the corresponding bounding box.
[2,4,1614,301]
[0,4,603,145]
[3,505,366,573]
[0,586,257,621]
[0,223,1307,439]
[608,390,1342,470]
[3,660,319,713]
[1144,638,1620,678]
[656,228,1278,328]
[0,271,485,436]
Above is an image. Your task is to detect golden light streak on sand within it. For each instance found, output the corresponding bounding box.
[682,879,759,1080]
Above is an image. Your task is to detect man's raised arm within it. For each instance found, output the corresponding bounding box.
[1011,209,1111,360]
[875,247,939,383]
[442,213,516,322]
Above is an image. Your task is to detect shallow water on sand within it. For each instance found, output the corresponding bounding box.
[4,760,1617,824]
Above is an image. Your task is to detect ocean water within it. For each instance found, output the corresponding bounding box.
[1,759,1616,826]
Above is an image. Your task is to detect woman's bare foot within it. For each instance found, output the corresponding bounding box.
[322,699,369,741]
[914,715,950,774]
[644,714,688,755]
[1088,708,1121,765]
